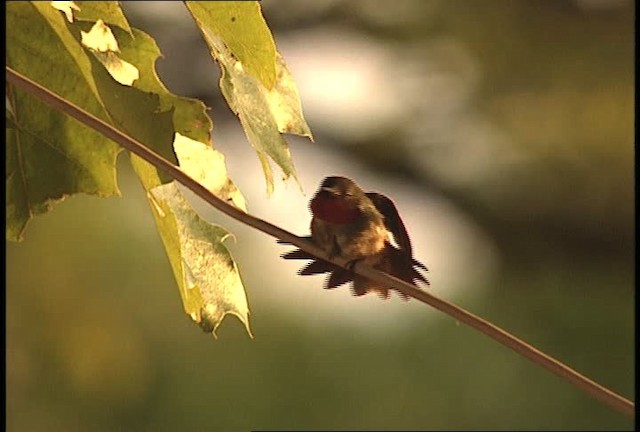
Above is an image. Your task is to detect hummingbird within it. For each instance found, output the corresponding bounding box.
[280,176,429,299]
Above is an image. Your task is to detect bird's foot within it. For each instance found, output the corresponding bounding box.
[344,258,362,271]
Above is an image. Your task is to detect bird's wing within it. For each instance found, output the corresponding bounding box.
[366,192,413,256]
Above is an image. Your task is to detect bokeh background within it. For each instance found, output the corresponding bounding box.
[6,1,634,430]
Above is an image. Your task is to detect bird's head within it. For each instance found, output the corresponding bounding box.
[310,176,368,224]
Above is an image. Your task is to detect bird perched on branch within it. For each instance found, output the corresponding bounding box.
[280,176,429,299]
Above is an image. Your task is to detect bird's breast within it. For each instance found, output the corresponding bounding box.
[310,194,360,224]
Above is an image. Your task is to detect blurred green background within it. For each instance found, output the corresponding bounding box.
[6,1,634,430]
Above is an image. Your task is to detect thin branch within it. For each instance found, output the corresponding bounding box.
[6,66,634,417]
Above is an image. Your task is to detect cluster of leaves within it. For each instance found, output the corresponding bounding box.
[6,1,313,336]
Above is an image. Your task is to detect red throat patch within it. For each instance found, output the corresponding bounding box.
[310,193,360,224]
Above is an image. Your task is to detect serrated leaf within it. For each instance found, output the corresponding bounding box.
[131,131,250,338]
[264,53,314,138]
[185,1,276,89]
[174,133,247,211]
[83,44,177,185]
[6,2,121,240]
[109,23,250,338]
[186,2,313,195]
[81,19,139,85]
[6,2,189,240]
[8,2,252,339]
[116,28,212,145]
[73,0,132,34]
[81,8,250,338]
[150,182,252,337]
[108,27,249,337]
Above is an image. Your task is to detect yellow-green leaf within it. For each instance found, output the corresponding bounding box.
[174,133,247,211]
[185,1,276,89]
[150,182,252,337]
[73,0,132,34]
[116,28,212,145]
[6,2,121,240]
[81,19,139,86]
[188,4,313,194]
[8,1,252,340]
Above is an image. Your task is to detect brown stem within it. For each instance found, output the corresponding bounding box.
[6,66,634,417]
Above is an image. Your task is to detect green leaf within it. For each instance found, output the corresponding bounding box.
[173,133,247,211]
[81,19,139,86]
[150,182,252,337]
[73,0,132,34]
[186,1,313,194]
[5,2,190,239]
[7,1,252,338]
[73,4,249,336]
[117,28,213,145]
[6,2,121,240]
[135,133,250,336]
[130,132,251,338]
[107,21,250,337]
[185,1,276,89]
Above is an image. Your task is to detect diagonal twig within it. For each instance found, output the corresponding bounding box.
[6,66,634,417]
